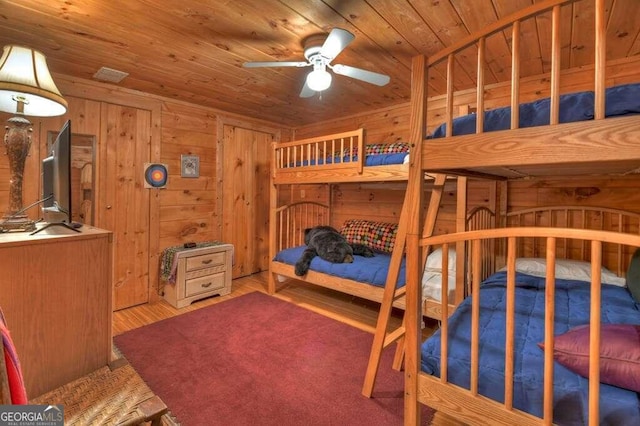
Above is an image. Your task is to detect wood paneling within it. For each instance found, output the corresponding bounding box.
[221,124,274,278]
[507,175,640,212]
[101,104,151,310]
[0,72,288,310]
[159,102,218,240]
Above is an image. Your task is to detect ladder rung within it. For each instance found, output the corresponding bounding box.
[383,326,406,347]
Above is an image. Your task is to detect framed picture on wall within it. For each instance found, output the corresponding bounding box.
[181,155,199,178]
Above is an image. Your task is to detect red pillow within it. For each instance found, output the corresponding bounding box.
[539,324,640,392]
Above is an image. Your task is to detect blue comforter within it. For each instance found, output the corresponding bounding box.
[292,152,408,167]
[431,83,640,138]
[273,245,406,288]
[421,271,640,425]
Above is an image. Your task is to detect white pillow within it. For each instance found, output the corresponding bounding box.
[422,270,456,302]
[425,247,456,272]
[504,258,626,287]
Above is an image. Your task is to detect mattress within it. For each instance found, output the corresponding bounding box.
[420,271,640,425]
[275,246,462,301]
[430,83,640,138]
[273,245,405,289]
[289,142,410,167]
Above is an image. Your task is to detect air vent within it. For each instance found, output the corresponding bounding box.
[93,66,129,83]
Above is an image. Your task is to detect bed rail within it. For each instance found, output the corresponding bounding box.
[505,205,640,276]
[415,227,640,425]
[426,0,578,137]
[273,201,329,252]
[410,0,640,179]
[423,206,497,320]
[273,129,364,183]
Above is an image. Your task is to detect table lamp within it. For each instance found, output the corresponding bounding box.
[0,45,68,232]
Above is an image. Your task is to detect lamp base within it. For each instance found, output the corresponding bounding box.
[0,215,36,233]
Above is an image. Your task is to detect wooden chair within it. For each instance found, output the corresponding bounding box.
[1,308,168,425]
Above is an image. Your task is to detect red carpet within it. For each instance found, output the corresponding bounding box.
[114,292,434,425]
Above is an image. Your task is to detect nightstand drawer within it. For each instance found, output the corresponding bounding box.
[185,273,226,297]
[185,252,225,271]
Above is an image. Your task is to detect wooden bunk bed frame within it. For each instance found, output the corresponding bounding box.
[269,200,410,307]
[268,128,421,400]
[411,220,640,425]
[271,128,409,184]
[268,130,493,399]
[397,0,640,424]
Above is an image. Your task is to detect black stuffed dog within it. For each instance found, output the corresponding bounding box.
[294,225,374,276]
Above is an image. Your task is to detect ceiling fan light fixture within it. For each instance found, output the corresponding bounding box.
[306,68,332,92]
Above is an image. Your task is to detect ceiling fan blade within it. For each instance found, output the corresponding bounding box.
[243,61,309,68]
[299,81,315,98]
[331,64,390,86]
[320,28,355,62]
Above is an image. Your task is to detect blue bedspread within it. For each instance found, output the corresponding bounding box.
[273,245,406,288]
[421,271,640,425]
[293,152,408,167]
[431,83,640,138]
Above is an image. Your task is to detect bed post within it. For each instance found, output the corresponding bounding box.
[268,141,279,294]
[404,54,428,426]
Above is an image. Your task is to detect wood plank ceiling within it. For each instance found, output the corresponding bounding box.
[0,0,639,127]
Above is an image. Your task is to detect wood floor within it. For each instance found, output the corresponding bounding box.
[113,271,411,336]
[113,272,463,426]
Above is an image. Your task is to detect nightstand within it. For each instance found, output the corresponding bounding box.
[162,244,233,308]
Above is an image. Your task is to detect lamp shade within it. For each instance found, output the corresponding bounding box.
[0,45,67,117]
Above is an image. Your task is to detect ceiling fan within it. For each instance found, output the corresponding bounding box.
[243,28,390,98]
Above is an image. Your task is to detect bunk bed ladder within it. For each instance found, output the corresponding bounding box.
[362,173,448,398]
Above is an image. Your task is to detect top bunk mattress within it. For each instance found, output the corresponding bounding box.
[291,142,410,167]
[430,83,640,138]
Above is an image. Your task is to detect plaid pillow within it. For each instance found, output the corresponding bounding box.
[339,142,410,158]
[340,219,398,253]
[365,142,410,155]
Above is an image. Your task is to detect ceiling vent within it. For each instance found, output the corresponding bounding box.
[93,66,129,83]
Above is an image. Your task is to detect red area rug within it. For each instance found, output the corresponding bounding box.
[114,291,434,425]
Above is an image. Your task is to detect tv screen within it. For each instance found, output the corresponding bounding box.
[42,119,72,223]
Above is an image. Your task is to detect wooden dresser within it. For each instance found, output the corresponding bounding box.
[163,244,233,308]
[0,226,113,398]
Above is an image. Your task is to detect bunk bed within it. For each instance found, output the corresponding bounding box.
[400,0,640,424]
[268,129,492,399]
[268,128,413,303]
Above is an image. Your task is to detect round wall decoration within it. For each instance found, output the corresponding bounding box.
[144,163,168,188]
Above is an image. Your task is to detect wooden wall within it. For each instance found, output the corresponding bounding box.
[277,179,496,236]
[507,175,640,213]
[158,102,218,248]
[0,75,289,307]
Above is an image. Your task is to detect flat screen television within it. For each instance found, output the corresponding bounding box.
[35,120,79,234]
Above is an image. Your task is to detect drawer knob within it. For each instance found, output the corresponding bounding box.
[201,259,213,265]
[201,282,212,288]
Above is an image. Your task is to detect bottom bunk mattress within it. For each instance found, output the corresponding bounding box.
[420,271,640,426]
[273,245,406,289]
